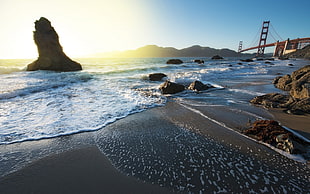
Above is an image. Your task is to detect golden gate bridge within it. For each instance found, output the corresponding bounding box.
[238,21,310,57]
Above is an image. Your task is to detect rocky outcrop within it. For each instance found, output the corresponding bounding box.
[188,81,214,91]
[193,59,204,64]
[251,93,310,114]
[250,93,290,108]
[149,73,167,81]
[243,120,309,156]
[211,55,223,60]
[251,65,310,114]
[273,65,310,99]
[27,17,82,72]
[166,59,183,64]
[240,59,254,62]
[283,45,310,59]
[159,81,185,94]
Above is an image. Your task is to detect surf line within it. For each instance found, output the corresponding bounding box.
[178,102,308,163]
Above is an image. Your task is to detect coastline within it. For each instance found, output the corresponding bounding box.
[1,59,310,193]
[1,100,309,193]
[0,146,170,194]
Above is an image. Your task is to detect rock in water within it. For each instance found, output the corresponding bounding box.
[211,55,224,60]
[159,81,185,94]
[149,73,167,81]
[166,59,183,64]
[188,80,214,91]
[27,17,82,71]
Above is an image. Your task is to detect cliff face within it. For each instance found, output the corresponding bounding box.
[27,17,82,71]
[284,45,310,59]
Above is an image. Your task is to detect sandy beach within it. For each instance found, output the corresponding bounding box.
[0,146,170,194]
[1,99,309,193]
[1,58,310,193]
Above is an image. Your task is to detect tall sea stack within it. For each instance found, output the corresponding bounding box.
[27,17,82,71]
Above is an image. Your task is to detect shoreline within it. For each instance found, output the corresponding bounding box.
[1,100,309,193]
[0,146,171,194]
[1,59,310,193]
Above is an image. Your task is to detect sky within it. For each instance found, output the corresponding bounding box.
[0,0,309,59]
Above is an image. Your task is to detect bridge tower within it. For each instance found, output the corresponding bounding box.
[257,21,270,57]
[238,41,243,53]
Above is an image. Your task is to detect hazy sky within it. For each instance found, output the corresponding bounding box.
[1,0,309,58]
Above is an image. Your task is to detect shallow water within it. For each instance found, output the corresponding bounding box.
[1,57,309,192]
[0,57,308,145]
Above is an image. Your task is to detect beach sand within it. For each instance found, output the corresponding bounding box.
[0,146,171,194]
[270,108,310,139]
[1,100,309,193]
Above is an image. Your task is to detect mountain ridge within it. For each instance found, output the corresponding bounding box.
[90,45,254,58]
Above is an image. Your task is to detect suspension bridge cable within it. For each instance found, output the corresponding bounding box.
[270,23,284,41]
[247,26,262,48]
[269,32,278,43]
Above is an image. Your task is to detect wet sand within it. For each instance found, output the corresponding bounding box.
[0,146,171,194]
[1,100,309,193]
[269,108,310,139]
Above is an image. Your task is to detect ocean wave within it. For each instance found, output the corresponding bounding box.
[0,71,94,100]
[0,67,25,74]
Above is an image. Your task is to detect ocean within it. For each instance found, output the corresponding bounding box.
[0,57,308,145]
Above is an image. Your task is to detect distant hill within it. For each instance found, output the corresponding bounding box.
[284,45,310,59]
[90,45,254,58]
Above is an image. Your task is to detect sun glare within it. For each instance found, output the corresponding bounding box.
[0,0,152,59]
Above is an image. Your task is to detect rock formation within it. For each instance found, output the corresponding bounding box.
[251,65,310,114]
[159,81,185,94]
[283,45,310,59]
[149,73,167,81]
[166,59,183,64]
[193,59,204,64]
[211,55,224,60]
[27,17,82,71]
[188,80,214,91]
[273,65,310,99]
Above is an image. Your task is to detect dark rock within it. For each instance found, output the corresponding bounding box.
[211,55,224,60]
[288,63,294,66]
[188,80,214,91]
[278,56,289,60]
[194,59,204,64]
[285,98,310,114]
[273,74,292,91]
[274,65,310,99]
[166,59,183,64]
[240,59,254,62]
[250,93,310,114]
[149,73,167,81]
[159,80,185,94]
[243,120,309,155]
[250,93,290,108]
[27,17,82,72]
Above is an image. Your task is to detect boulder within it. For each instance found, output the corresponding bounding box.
[194,59,204,64]
[166,59,183,64]
[250,93,290,108]
[27,17,82,72]
[243,120,309,155]
[159,81,185,94]
[274,65,310,99]
[250,93,310,114]
[188,80,214,91]
[285,98,310,114]
[211,55,223,60]
[149,73,167,81]
[273,74,292,91]
[240,59,254,62]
